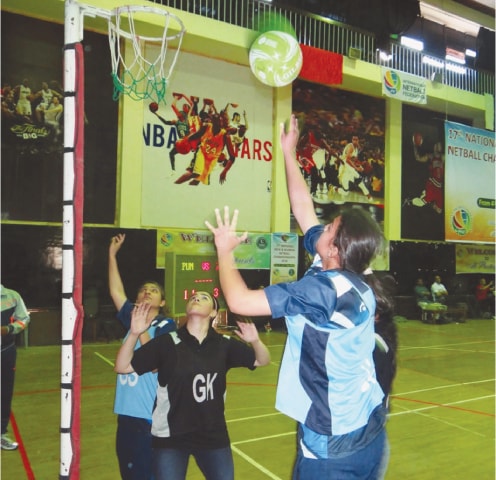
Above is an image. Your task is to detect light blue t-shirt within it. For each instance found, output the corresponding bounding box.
[113,300,176,420]
[266,269,383,436]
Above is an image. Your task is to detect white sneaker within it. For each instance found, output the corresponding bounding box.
[1,434,18,450]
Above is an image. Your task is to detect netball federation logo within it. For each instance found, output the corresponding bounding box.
[450,208,472,236]
[383,70,401,95]
[160,232,173,247]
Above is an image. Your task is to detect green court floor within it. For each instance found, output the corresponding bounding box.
[2,318,494,479]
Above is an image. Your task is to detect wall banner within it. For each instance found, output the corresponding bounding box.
[270,233,298,284]
[444,121,495,243]
[382,68,427,104]
[455,244,495,274]
[142,49,273,232]
[156,229,271,270]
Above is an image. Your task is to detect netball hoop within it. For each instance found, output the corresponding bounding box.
[108,5,186,104]
[61,2,185,479]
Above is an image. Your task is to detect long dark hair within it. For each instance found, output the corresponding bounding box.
[334,207,396,344]
[369,273,398,354]
[334,207,383,275]
[370,273,398,399]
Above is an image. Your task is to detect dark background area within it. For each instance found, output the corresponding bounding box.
[1,12,490,327]
[1,224,488,312]
[1,12,118,224]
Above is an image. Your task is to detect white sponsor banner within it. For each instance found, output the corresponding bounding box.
[381,68,426,104]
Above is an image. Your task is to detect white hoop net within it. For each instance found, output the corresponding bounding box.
[108,5,185,104]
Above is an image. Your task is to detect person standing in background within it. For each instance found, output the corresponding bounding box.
[1,285,30,450]
[109,234,177,479]
[475,277,494,318]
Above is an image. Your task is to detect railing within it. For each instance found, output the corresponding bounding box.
[150,0,495,96]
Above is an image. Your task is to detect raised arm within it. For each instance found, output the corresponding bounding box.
[205,207,271,317]
[114,303,152,373]
[108,234,127,311]
[280,114,319,234]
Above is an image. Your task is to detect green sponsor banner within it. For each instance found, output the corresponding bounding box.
[156,229,271,269]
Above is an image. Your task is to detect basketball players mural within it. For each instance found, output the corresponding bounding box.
[290,79,386,229]
[147,95,250,186]
[141,49,274,231]
[2,13,118,224]
[2,78,64,146]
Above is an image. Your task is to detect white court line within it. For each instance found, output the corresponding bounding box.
[93,351,115,367]
[395,378,494,396]
[227,412,283,424]
[232,431,294,446]
[231,444,283,480]
[426,347,495,354]
[228,392,494,478]
[390,393,495,417]
[399,339,494,351]
[391,400,490,437]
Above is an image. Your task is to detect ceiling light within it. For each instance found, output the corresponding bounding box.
[401,36,424,51]
[465,48,477,57]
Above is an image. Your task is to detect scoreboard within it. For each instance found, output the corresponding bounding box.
[165,252,225,316]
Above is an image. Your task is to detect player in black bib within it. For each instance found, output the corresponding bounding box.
[114,291,270,480]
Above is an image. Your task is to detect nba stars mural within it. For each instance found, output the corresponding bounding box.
[142,50,273,231]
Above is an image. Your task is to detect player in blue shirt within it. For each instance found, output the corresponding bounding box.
[206,114,390,479]
[109,234,176,480]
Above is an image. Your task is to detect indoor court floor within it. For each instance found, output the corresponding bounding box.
[2,317,494,479]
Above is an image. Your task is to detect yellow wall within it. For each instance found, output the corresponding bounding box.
[2,0,491,240]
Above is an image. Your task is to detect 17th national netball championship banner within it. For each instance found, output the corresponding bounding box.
[444,121,495,243]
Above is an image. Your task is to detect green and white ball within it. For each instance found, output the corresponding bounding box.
[249,31,303,87]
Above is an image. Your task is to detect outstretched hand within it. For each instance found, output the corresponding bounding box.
[109,233,126,256]
[130,302,153,336]
[234,319,260,343]
[205,206,248,255]
[280,114,300,154]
